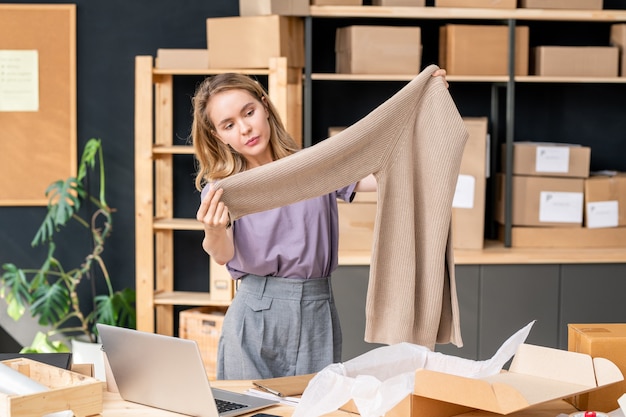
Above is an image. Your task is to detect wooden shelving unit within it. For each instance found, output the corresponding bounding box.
[134,55,302,335]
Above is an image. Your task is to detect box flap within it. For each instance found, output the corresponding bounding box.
[594,357,625,387]
[411,344,624,415]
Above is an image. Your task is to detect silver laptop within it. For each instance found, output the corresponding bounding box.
[97,323,278,417]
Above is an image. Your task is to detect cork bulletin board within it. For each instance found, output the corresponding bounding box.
[0,4,76,206]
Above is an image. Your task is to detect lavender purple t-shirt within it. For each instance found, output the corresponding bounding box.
[201,183,357,280]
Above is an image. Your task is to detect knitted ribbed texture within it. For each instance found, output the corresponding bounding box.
[215,65,468,348]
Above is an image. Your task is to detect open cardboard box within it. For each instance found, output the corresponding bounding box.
[341,343,623,417]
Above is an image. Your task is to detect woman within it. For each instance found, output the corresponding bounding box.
[192,70,446,379]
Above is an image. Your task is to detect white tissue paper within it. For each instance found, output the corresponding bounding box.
[0,362,73,417]
[293,320,536,417]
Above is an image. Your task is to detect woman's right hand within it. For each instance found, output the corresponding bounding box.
[197,187,231,231]
[197,187,234,264]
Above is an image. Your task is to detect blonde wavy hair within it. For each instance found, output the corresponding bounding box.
[191,73,300,191]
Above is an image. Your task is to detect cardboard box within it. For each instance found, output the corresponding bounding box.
[179,306,228,380]
[210,259,235,301]
[610,24,626,77]
[504,142,591,178]
[507,225,626,248]
[328,126,347,137]
[338,198,376,252]
[435,0,516,8]
[568,324,626,412]
[0,358,104,417]
[372,0,425,6]
[496,174,584,227]
[520,0,603,9]
[341,343,623,416]
[585,172,626,228]
[312,0,362,5]
[335,25,421,74]
[439,24,529,76]
[330,125,377,253]
[239,0,309,16]
[533,46,619,77]
[452,117,488,250]
[206,15,304,68]
[155,49,209,70]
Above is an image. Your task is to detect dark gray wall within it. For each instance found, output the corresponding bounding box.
[2,0,626,351]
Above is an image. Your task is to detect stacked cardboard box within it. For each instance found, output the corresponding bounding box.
[533,46,619,77]
[206,15,304,69]
[568,324,626,413]
[497,142,591,246]
[372,0,425,5]
[435,0,516,8]
[498,143,626,247]
[519,0,603,9]
[239,0,309,16]
[335,25,422,74]
[439,24,529,76]
[329,127,377,255]
[611,24,626,77]
[155,49,209,69]
[312,0,362,5]
[584,172,626,228]
[452,118,489,250]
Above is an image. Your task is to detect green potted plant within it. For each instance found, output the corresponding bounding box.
[0,137,136,353]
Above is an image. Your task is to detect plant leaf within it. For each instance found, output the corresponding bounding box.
[20,331,70,353]
[31,178,86,246]
[0,263,32,321]
[77,138,101,182]
[93,288,136,333]
[30,281,70,327]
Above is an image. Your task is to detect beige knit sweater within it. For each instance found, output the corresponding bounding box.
[214,64,468,349]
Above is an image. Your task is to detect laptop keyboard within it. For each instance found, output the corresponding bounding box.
[215,398,247,414]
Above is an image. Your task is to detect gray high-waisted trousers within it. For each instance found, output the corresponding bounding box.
[216,274,341,380]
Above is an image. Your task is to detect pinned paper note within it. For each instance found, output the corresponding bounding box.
[0,50,39,111]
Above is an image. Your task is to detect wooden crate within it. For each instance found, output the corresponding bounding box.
[0,358,104,417]
[179,306,228,380]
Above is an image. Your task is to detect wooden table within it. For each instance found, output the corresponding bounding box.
[100,379,580,417]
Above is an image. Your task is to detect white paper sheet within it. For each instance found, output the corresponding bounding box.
[0,50,39,111]
[536,146,570,173]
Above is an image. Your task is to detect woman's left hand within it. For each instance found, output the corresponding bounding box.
[432,68,449,89]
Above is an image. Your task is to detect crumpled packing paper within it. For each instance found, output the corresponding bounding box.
[293,320,536,417]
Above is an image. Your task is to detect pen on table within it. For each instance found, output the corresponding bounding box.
[256,385,282,397]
